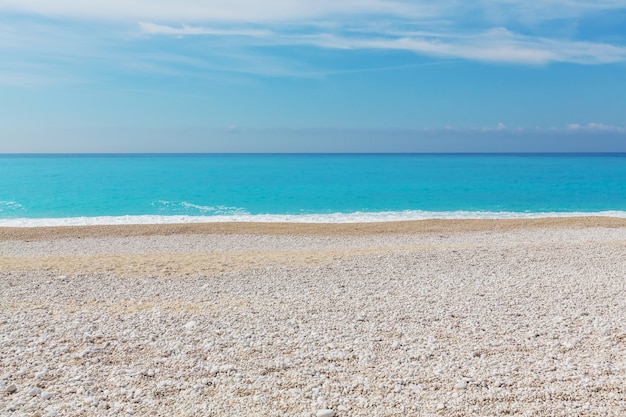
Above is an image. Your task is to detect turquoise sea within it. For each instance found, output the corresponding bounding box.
[1,153,626,226]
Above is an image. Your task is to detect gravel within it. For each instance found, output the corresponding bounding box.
[1,226,626,416]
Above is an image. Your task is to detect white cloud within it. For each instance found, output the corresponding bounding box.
[324,29,561,64]
[430,123,626,134]
[566,123,626,132]
[139,23,626,65]
[138,22,272,38]
[0,0,432,22]
[2,0,624,24]
[2,0,626,77]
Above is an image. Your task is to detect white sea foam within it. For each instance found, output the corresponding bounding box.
[0,201,23,212]
[1,210,626,227]
[152,200,248,215]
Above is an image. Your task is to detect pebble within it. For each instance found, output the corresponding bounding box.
[1,228,625,416]
[219,364,236,373]
[183,321,197,330]
[455,380,468,390]
[43,405,58,416]
[41,391,53,400]
[6,383,18,394]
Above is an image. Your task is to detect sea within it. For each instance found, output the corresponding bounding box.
[1,153,626,227]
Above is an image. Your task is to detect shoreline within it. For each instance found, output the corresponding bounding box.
[2,216,626,241]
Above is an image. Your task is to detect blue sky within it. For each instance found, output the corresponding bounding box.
[1,0,625,152]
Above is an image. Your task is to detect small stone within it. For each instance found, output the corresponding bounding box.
[6,383,18,394]
[455,380,468,390]
[219,364,236,373]
[43,405,58,416]
[316,409,336,417]
[183,321,197,330]
[29,387,42,397]
[41,391,53,400]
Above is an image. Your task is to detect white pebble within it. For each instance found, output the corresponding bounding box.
[183,321,197,330]
[41,391,53,400]
[6,383,18,394]
[455,380,468,390]
[44,406,58,416]
[29,387,42,396]
[219,364,236,373]
[316,409,336,417]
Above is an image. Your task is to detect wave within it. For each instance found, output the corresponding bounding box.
[0,201,23,212]
[2,210,626,227]
[151,200,248,215]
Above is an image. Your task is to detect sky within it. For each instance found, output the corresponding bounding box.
[1,0,626,152]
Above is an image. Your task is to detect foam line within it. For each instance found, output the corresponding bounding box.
[2,210,626,227]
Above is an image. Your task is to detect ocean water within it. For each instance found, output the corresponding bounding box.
[1,153,626,226]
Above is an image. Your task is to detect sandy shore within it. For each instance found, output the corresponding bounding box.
[1,218,626,416]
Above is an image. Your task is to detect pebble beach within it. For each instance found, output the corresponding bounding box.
[1,218,626,416]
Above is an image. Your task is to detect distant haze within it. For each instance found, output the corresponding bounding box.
[2,127,626,153]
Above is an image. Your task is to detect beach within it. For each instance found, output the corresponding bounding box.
[1,218,626,416]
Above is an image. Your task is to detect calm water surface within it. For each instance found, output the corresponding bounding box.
[1,153,625,225]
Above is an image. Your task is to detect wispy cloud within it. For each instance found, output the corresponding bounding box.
[138,23,626,65]
[439,123,626,134]
[565,122,626,133]
[138,22,272,38]
[0,0,434,22]
[3,0,625,24]
[1,0,625,88]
